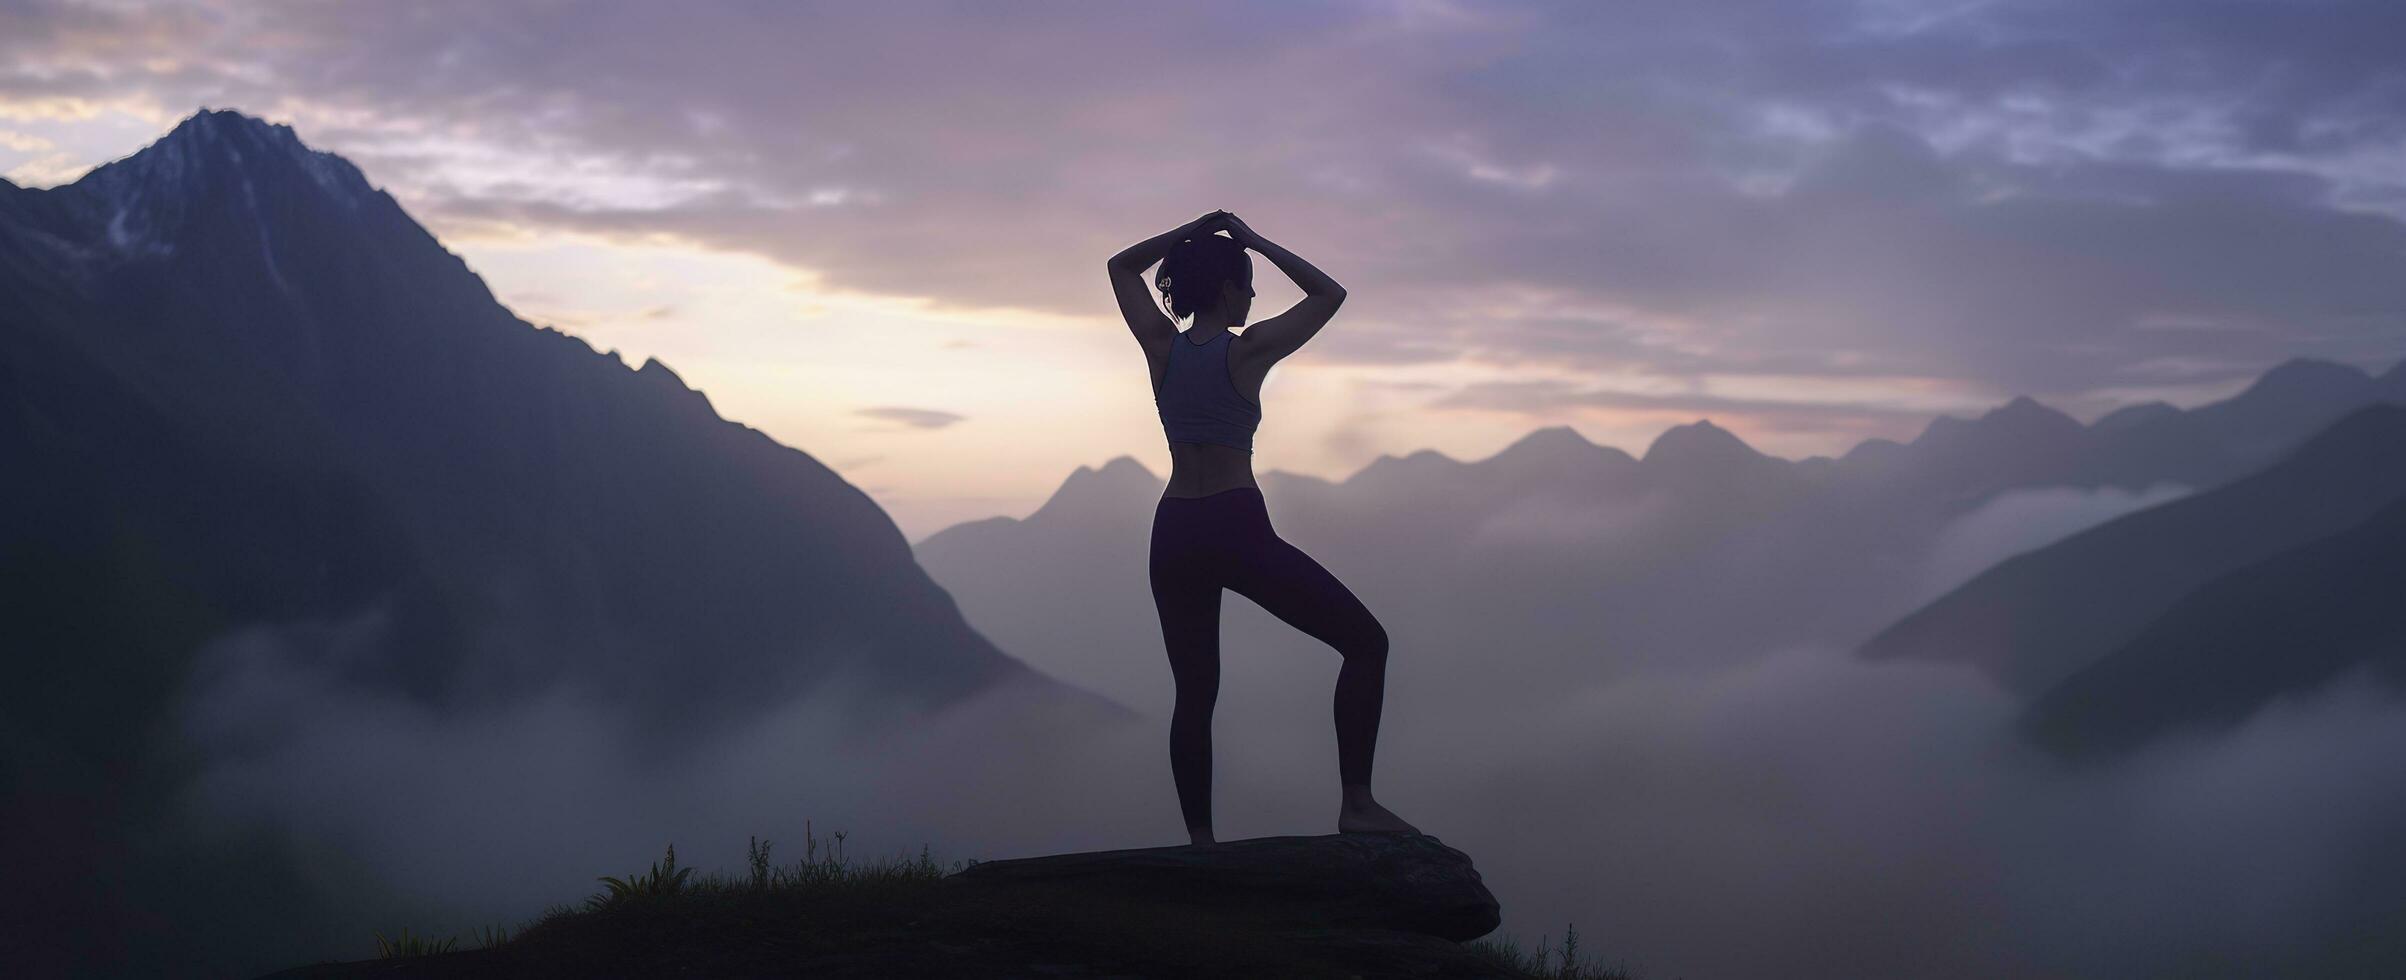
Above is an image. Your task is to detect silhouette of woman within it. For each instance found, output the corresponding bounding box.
[1107,210,1420,846]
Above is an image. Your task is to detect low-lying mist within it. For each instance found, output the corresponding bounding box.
[174,603,2406,978]
[1918,483,2193,602]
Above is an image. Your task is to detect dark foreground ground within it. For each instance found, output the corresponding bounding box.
[262,879,1498,978]
[258,835,1613,979]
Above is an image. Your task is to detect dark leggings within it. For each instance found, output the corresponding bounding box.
[1149,486,1390,832]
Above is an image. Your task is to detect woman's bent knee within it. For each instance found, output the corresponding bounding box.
[1343,620,1389,663]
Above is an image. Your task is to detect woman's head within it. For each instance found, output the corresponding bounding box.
[1156,233,1253,324]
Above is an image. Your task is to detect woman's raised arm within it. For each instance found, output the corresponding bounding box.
[1221,214,1346,365]
[1222,213,1343,299]
[1108,210,1227,347]
[1111,210,1228,273]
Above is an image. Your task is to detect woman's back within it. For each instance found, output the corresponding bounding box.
[1155,328,1261,445]
[1152,327,1265,498]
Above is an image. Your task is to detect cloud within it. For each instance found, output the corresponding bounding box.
[7,0,2404,438]
[170,607,2406,977]
[1464,489,1676,552]
[1919,482,2195,602]
[853,406,965,430]
[1415,644,2406,978]
[169,610,1163,952]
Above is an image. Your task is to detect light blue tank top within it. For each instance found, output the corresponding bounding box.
[1154,329,1261,453]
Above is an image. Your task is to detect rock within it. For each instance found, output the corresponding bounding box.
[256,834,1517,978]
[944,833,1502,943]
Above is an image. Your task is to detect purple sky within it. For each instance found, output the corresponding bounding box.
[6,0,2405,534]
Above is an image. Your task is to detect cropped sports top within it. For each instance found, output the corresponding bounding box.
[1154,329,1261,453]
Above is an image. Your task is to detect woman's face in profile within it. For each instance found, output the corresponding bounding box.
[1223,277,1255,322]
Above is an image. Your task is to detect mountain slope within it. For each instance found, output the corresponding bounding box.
[1,108,1071,978]
[2022,490,2406,758]
[1859,404,2406,694]
[6,108,1034,714]
[2073,357,2406,489]
[915,457,1169,711]
[1878,396,2088,505]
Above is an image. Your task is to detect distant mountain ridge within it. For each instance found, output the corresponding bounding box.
[2024,485,2406,759]
[1859,404,2406,694]
[920,327,2406,730]
[945,353,2405,540]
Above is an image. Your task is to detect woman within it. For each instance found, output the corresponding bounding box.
[1106,209,1420,846]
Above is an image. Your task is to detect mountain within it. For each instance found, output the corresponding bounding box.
[1025,455,1162,525]
[1879,396,2088,505]
[1859,404,2406,694]
[916,355,2406,734]
[4,107,1040,724]
[1793,359,2406,508]
[915,458,1170,711]
[1,108,1088,978]
[2073,357,2406,489]
[1640,419,1804,521]
[2023,489,2406,759]
[1643,419,1789,484]
[916,413,1852,724]
[1478,424,1638,490]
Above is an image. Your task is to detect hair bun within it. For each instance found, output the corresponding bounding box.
[1153,233,1250,322]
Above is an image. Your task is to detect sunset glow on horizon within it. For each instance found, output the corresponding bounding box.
[7,1,2401,536]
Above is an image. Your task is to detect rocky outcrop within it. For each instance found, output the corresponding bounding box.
[947,833,1503,942]
[259,833,1517,979]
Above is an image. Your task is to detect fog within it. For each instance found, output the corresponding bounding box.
[1464,490,1679,555]
[1918,483,2193,602]
[171,611,1164,927]
[174,600,2406,977]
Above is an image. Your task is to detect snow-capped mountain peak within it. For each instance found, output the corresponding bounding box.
[59,108,381,261]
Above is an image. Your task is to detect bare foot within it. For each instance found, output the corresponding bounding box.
[1338,790,1422,835]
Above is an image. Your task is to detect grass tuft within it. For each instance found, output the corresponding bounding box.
[586,841,696,912]
[371,926,457,959]
[646,819,966,899]
[359,822,936,959]
[470,922,512,949]
[1468,923,1642,979]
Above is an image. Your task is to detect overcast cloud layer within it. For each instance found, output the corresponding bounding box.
[6,0,2406,440]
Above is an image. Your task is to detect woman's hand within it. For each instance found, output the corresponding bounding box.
[1216,212,1261,249]
[1190,209,1234,237]
[1113,210,1232,272]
